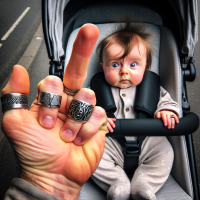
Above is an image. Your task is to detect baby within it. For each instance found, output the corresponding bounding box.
[91,23,181,200]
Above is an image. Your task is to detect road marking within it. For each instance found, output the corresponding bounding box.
[0,44,2,48]
[1,7,30,41]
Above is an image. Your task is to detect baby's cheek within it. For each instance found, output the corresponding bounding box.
[131,73,144,86]
[105,72,117,86]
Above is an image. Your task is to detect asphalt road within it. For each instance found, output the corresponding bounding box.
[0,1,42,197]
[0,0,41,86]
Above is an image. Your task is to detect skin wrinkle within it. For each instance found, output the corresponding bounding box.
[11,118,68,169]
[22,159,82,189]
[21,170,80,199]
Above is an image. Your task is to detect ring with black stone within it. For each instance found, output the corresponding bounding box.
[67,99,94,122]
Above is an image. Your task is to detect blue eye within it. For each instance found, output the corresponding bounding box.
[130,62,137,67]
[112,62,119,68]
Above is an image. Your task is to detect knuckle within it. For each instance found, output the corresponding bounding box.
[80,88,95,97]
[42,76,63,93]
[93,106,106,120]
[76,88,96,104]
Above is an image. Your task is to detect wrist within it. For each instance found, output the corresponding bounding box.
[20,169,81,200]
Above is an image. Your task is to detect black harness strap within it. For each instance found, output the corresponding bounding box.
[123,136,146,176]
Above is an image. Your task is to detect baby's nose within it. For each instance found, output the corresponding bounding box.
[120,65,129,75]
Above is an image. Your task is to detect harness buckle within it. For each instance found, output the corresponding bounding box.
[123,141,141,175]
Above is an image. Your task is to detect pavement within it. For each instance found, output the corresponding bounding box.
[0,23,49,198]
[0,20,200,197]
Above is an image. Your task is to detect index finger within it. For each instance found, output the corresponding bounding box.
[63,24,99,90]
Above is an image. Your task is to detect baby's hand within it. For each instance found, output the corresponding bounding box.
[107,118,116,132]
[156,110,179,129]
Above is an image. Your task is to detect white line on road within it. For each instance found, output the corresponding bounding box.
[1,7,30,41]
[0,44,2,48]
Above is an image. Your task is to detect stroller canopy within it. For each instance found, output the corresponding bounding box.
[46,0,198,62]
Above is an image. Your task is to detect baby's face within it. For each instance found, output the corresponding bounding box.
[102,36,147,89]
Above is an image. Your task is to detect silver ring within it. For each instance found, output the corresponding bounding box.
[1,93,29,113]
[68,99,94,122]
[63,85,79,96]
[39,92,62,108]
[170,115,174,118]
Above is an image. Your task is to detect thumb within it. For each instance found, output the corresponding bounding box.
[2,65,30,95]
[1,65,30,139]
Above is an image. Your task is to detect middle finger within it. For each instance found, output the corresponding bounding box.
[167,114,171,129]
[63,24,99,92]
[61,24,99,115]
[171,117,175,129]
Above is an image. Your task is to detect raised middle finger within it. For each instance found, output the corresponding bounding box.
[62,24,99,111]
[63,24,99,91]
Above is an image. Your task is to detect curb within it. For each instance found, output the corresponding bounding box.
[17,22,44,71]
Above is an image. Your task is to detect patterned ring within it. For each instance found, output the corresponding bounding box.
[68,99,94,122]
[63,85,79,96]
[170,115,174,118]
[39,92,62,108]
[1,93,29,113]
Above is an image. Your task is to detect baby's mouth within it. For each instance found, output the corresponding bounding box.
[120,79,129,82]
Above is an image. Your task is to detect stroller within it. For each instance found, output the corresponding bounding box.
[42,0,199,199]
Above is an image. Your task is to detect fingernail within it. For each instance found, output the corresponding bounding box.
[74,136,82,144]
[41,116,54,127]
[62,129,73,140]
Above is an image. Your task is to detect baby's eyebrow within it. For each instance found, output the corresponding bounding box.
[107,56,122,62]
[128,55,144,61]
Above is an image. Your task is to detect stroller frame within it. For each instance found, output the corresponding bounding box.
[42,0,199,199]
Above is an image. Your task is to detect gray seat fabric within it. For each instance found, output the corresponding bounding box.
[159,26,193,197]
[64,23,193,199]
[79,175,192,200]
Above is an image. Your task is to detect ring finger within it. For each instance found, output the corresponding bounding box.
[60,88,96,142]
[171,117,175,129]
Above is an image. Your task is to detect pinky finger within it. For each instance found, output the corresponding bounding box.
[174,115,179,124]
[107,123,113,133]
[108,118,116,128]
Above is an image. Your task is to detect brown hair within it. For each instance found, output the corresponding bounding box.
[97,22,153,71]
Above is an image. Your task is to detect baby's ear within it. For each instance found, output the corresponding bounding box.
[100,63,103,67]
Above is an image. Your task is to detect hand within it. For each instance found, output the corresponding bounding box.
[156,110,179,129]
[1,24,107,200]
[107,118,116,132]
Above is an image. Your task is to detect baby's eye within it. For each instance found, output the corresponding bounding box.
[130,62,137,67]
[112,62,119,68]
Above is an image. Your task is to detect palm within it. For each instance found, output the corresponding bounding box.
[2,102,105,187]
